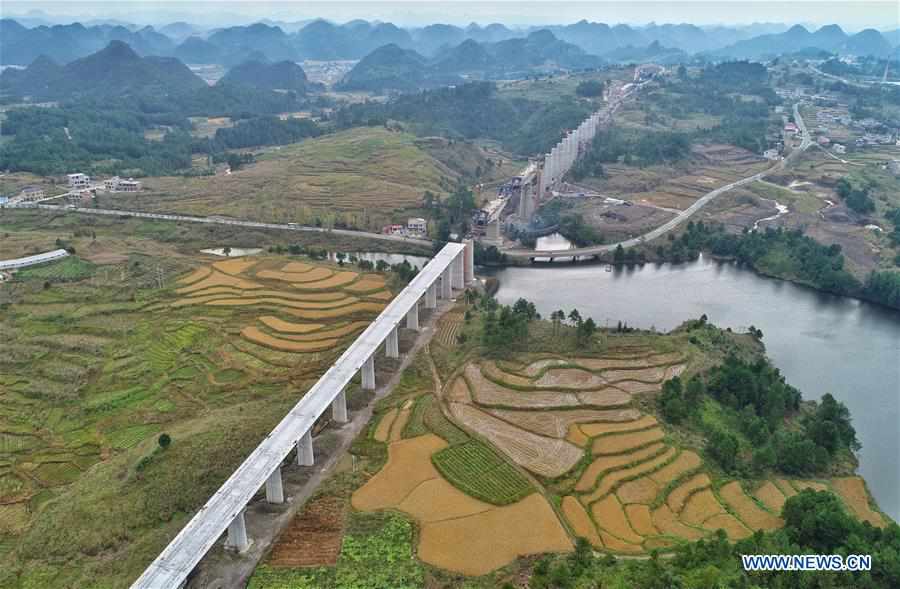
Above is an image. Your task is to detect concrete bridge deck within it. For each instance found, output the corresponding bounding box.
[131,242,469,589]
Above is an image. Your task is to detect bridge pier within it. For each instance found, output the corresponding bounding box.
[332,389,348,423]
[297,430,314,466]
[362,355,376,390]
[265,467,284,504]
[386,326,400,357]
[441,269,452,299]
[406,302,419,331]
[425,284,437,309]
[225,511,250,553]
[464,239,475,284]
[452,255,464,289]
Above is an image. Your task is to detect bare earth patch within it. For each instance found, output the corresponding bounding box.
[583,447,676,504]
[351,434,447,510]
[702,513,752,540]
[681,489,726,526]
[562,495,603,548]
[417,493,572,576]
[487,408,641,438]
[625,504,658,536]
[267,496,345,567]
[667,473,712,513]
[373,409,398,443]
[719,481,783,531]
[652,504,706,541]
[830,477,885,527]
[575,443,667,492]
[592,427,665,455]
[580,415,658,437]
[753,481,787,514]
[590,494,644,545]
[465,364,580,409]
[448,403,582,477]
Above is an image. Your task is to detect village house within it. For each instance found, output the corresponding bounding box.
[407,217,427,235]
[19,185,45,201]
[67,173,90,189]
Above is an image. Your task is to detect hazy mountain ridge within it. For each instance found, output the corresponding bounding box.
[0,40,205,100]
[1,17,896,69]
[338,30,603,92]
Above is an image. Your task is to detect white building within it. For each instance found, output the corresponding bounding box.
[763,149,781,161]
[19,185,45,201]
[833,144,846,155]
[104,176,141,192]
[407,217,427,235]
[67,173,90,189]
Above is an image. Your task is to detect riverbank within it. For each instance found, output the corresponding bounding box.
[489,256,900,522]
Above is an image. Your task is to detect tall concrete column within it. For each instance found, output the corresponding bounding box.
[297,430,314,466]
[426,283,437,308]
[464,239,475,283]
[442,268,452,299]
[453,254,464,289]
[226,510,250,553]
[332,388,348,423]
[386,326,399,358]
[362,355,375,390]
[406,302,419,331]
[265,467,284,504]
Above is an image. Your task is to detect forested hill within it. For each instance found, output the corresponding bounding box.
[219,60,311,93]
[0,40,206,101]
[334,81,593,156]
[338,30,603,92]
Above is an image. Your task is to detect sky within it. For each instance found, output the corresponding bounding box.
[2,1,898,30]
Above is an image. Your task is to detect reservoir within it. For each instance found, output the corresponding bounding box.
[490,254,900,521]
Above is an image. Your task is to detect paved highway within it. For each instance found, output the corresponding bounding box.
[13,203,432,249]
[503,103,812,260]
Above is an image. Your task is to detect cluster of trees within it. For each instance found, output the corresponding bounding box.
[479,296,539,355]
[332,81,592,156]
[423,184,477,240]
[1,80,326,176]
[528,489,899,589]
[549,309,597,344]
[205,116,321,151]
[0,105,194,176]
[533,199,603,247]
[570,125,694,177]
[836,177,875,214]
[863,271,900,309]
[657,221,861,296]
[660,342,858,476]
[575,79,605,98]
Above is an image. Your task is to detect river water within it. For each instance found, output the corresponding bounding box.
[489,254,900,521]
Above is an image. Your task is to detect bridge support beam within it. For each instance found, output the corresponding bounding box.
[406,303,419,331]
[451,255,463,289]
[441,269,452,299]
[297,430,314,466]
[464,239,475,284]
[225,510,250,553]
[362,355,376,390]
[386,327,399,358]
[332,389,348,423]
[426,283,437,309]
[265,467,284,504]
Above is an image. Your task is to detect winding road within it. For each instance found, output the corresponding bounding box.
[501,102,812,260]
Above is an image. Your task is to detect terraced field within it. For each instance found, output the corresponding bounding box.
[0,244,397,587]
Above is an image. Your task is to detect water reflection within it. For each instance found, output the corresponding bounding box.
[489,254,900,521]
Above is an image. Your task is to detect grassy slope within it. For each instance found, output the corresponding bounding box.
[101,127,504,231]
[0,219,400,588]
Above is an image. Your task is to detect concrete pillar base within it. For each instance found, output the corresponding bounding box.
[265,467,284,504]
[332,389,348,423]
[386,327,399,358]
[406,303,419,331]
[362,355,375,390]
[225,511,250,553]
[297,430,314,466]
